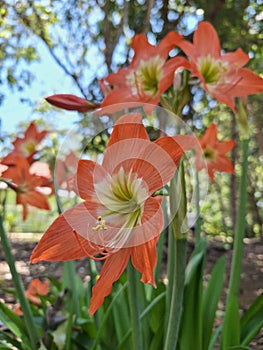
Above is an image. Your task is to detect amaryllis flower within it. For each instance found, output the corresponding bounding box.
[14,279,50,315]
[2,122,48,164]
[1,157,51,220]
[30,113,193,315]
[46,94,100,112]
[196,123,235,182]
[25,278,50,306]
[178,21,263,112]
[100,32,189,112]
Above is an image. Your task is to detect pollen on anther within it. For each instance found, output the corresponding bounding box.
[92,217,107,231]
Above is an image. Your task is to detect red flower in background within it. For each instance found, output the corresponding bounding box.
[25,278,50,306]
[3,122,48,164]
[14,279,50,315]
[45,94,100,113]
[196,123,235,182]
[30,113,193,315]
[100,32,189,112]
[178,21,263,112]
[1,157,51,220]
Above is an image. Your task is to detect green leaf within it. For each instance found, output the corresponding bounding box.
[150,282,166,333]
[0,301,27,339]
[91,282,128,350]
[112,284,130,343]
[177,238,207,350]
[208,325,222,350]
[0,330,23,349]
[240,293,263,346]
[150,321,164,350]
[222,295,241,349]
[202,256,226,350]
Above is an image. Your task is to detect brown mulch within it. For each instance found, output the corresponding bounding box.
[0,233,262,349]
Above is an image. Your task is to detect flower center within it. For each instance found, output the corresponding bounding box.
[126,56,164,97]
[197,55,228,85]
[203,146,217,161]
[94,167,148,247]
[20,139,37,157]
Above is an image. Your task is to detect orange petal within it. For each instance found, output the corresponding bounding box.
[227,68,263,97]
[27,279,50,296]
[156,31,183,59]
[104,67,128,87]
[159,56,191,94]
[131,236,159,287]
[212,156,235,174]
[116,196,164,248]
[30,207,99,263]
[107,113,149,147]
[130,136,184,194]
[130,33,156,64]
[100,88,141,110]
[223,48,249,67]
[19,191,50,211]
[75,160,107,199]
[217,140,235,154]
[194,22,221,58]
[102,137,150,174]
[200,123,217,148]
[89,248,131,315]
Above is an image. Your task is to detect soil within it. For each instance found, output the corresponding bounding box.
[0,233,262,349]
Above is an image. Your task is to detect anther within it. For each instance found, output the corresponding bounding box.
[92,217,107,231]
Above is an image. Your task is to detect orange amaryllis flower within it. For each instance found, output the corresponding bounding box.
[30,113,193,315]
[25,278,50,306]
[100,32,189,111]
[178,21,263,112]
[6,122,48,164]
[14,279,50,315]
[196,123,235,182]
[2,157,51,220]
[46,94,100,112]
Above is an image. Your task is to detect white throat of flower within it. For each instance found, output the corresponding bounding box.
[197,54,229,90]
[126,56,164,97]
[93,167,149,248]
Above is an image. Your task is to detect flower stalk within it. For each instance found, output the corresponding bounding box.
[222,138,249,348]
[195,169,201,244]
[164,161,188,350]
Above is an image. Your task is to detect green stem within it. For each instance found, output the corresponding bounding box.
[195,168,201,244]
[222,139,249,348]
[127,262,143,350]
[55,188,78,348]
[165,222,175,331]
[164,239,188,350]
[0,215,38,349]
[164,162,188,350]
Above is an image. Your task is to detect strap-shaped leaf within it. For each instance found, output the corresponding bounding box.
[202,256,226,350]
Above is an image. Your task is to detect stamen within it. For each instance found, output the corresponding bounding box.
[73,230,112,260]
[92,216,108,231]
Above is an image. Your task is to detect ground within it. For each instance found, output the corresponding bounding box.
[0,233,262,349]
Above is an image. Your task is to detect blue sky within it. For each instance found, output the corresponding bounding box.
[1,41,80,135]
